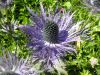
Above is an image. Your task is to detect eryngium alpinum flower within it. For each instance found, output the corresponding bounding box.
[0,0,13,7]
[83,0,100,13]
[0,50,39,75]
[19,2,89,72]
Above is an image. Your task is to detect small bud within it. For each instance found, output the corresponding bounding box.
[59,8,65,13]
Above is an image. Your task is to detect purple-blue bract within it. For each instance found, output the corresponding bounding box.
[83,0,100,13]
[19,2,87,71]
[0,0,13,7]
[0,50,39,75]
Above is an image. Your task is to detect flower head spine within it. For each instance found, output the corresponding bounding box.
[0,49,39,75]
[0,0,13,7]
[83,0,100,13]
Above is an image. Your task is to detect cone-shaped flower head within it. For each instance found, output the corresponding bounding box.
[0,0,13,7]
[0,50,39,75]
[83,0,100,13]
[19,2,89,72]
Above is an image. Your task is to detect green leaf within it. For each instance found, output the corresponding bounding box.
[63,2,72,9]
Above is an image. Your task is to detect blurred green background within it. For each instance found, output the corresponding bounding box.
[0,0,100,75]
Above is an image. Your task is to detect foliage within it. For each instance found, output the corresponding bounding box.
[0,0,100,75]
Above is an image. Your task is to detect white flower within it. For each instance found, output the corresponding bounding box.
[90,57,98,68]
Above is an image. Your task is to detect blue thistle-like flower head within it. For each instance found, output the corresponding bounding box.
[0,0,13,7]
[0,50,39,75]
[19,2,89,72]
[83,0,100,13]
